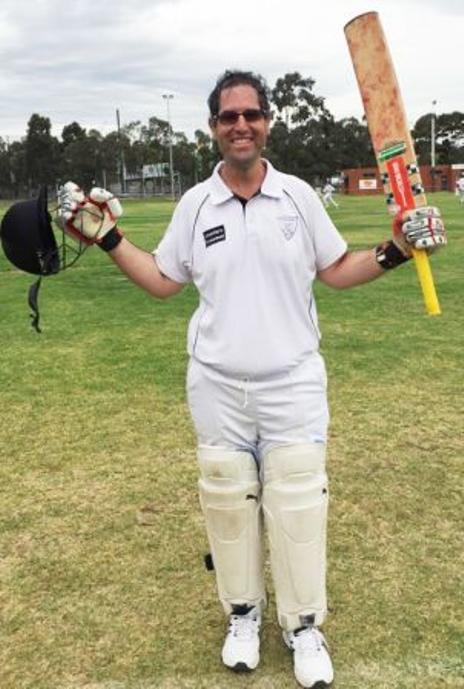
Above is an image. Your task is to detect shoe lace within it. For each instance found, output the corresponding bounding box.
[292,626,324,655]
[228,613,259,641]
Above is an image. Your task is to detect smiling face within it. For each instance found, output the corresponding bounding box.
[210,84,271,172]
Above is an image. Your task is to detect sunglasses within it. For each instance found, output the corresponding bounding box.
[213,108,268,126]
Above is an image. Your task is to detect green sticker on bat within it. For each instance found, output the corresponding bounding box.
[379,142,407,162]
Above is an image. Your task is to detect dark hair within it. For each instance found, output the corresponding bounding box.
[207,70,271,119]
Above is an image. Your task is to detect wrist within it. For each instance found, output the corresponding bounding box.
[375,240,411,270]
[97,227,124,252]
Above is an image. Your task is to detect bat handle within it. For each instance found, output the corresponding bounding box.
[411,249,441,316]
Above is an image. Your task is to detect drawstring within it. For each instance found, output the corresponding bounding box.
[240,377,250,408]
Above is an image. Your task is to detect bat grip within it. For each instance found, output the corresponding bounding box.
[411,249,441,316]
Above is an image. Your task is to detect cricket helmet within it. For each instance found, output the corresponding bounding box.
[1,186,88,331]
[1,187,60,275]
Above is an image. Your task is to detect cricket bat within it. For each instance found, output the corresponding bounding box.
[344,11,441,316]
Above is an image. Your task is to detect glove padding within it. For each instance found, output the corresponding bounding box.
[56,181,123,245]
[393,206,447,257]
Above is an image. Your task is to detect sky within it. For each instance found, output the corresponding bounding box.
[1,0,462,143]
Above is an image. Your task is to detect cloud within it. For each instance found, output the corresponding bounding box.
[0,0,461,141]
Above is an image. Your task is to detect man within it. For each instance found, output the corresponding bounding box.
[456,174,464,204]
[322,181,339,208]
[56,70,446,689]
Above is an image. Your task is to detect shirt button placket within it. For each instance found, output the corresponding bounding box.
[245,203,257,239]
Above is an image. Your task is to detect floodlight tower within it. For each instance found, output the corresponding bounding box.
[431,99,437,191]
[430,100,437,167]
[162,94,175,199]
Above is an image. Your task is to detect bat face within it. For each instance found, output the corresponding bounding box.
[344,12,427,217]
[344,11,441,315]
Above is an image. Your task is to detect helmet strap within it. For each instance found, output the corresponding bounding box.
[28,277,43,333]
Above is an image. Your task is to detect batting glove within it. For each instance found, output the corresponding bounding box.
[56,181,123,248]
[392,206,447,256]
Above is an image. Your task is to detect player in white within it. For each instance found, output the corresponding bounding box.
[56,71,446,689]
[322,182,339,208]
[456,174,464,204]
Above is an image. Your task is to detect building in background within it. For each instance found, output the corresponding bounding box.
[341,164,463,195]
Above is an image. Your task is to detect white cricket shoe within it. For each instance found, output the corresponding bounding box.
[283,625,334,688]
[221,605,261,672]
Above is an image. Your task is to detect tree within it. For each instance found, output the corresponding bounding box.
[7,140,27,196]
[271,72,330,128]
[60,126,104,188]
[100,131,122,186]
[194,129,218,181]
[267,73,378,183]
[330,117,375,170]
[3,94,461,198]
[435,112,464,164]
[267,73,334,182]
[25,114,60,190]
[412,111,464,165]
[61,122,86,147]
[120,121,146,176]
[0,138,11,193]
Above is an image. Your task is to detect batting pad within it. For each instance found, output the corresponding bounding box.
[262,443,328,630]
[198,445,266,614]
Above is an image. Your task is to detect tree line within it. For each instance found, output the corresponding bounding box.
[0,72,463,197]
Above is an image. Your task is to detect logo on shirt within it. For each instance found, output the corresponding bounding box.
[278,215,298,240]
[203,225,226,247]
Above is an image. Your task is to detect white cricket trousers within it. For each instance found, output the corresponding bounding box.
[186,353,329,458]
[188,353,330,628]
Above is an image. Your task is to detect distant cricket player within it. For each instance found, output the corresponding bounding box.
[322,181,339,208]
[456,174,464,204]
[54,70,446,688]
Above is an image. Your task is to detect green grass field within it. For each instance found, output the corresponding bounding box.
[0,193,463,689]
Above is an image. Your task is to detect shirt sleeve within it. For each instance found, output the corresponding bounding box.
[306,185,347,271]
[153,195,193,284]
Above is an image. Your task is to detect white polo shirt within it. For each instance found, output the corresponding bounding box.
[154,160,347,378]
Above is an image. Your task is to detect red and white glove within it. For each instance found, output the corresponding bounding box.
[56,181,123,247]
[392,206,447,257]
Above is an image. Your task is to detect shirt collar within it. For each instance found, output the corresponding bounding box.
[209,162,234,205]
[260,160,285,199]
[209,159,284,205]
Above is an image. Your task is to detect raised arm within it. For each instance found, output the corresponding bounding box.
[56,181,184,299]
[107,236,183,299]
[318,206,447,290]
[317,248,382,289]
